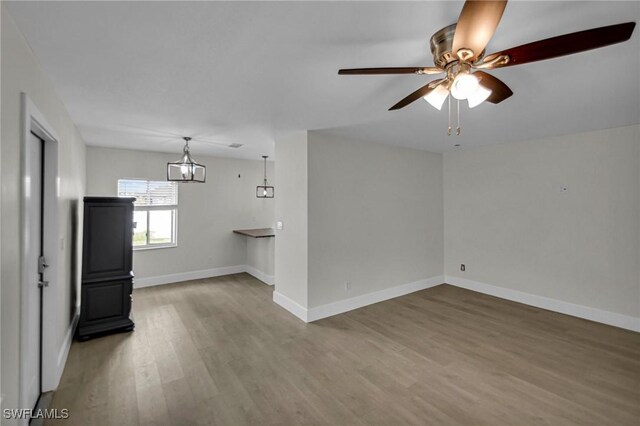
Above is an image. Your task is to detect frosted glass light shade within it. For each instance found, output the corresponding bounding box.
[451,73,479,100]
[423,84,450,110]
[467,86,492,108]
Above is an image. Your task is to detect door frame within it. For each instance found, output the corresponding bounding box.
[19,93,61,411]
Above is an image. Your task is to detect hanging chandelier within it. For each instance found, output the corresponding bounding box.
[167,137,206,183]
[256,155,274,198]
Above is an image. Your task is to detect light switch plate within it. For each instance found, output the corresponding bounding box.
[276,221,284,230]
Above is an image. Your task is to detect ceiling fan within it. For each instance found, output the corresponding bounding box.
[339,0,635,128]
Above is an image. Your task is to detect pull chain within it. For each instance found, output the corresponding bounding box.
[447,94,452,136]
[456,99,461,135]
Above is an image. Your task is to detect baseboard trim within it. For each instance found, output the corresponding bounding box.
[131,268,639,332]
[308,275,445,322]
[445,275,640,332]
[51,309,79,391]
[273,275,445,323]
[134,265,246,288]
[245,265,275,286]
[273,291,308,322]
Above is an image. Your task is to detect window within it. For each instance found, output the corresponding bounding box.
[117,179,178,249]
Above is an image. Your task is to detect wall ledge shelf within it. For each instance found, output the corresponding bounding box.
[233,228,275,238]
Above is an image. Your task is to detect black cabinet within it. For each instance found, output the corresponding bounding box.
[78,197,135,340]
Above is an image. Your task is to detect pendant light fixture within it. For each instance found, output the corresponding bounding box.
[167,137,206,183]
[256,155,274,198]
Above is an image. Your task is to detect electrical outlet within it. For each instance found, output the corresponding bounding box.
[345,281,351,292]
[460,264,465,272]
[276,221,284,230]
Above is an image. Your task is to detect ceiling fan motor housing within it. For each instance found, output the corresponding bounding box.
[430,23,484,68]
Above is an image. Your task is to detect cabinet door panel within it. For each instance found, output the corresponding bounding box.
[81,280,132,323]
[85,282,125,321]
[82,200,133,281]
[78,279,133,340]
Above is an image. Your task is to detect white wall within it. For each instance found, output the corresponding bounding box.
[273,132,309,309]
[307,132,444,308]
[246,238,275,278]
[86,146,274,283]
[273,131,444,320]
[444,125,640,321]
[1,6,86,416]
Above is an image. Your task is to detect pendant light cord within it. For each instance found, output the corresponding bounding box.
[263,156,268,185]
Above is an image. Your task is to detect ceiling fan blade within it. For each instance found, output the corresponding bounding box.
[389,79,445,110]
[474,71,513,103]
[338,67,443,75]
[452,0,508,61]
[480,22,636,69]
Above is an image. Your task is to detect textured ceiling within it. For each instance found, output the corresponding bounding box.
[6,1,640,159]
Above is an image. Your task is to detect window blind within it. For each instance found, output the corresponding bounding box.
[117,179,178,206]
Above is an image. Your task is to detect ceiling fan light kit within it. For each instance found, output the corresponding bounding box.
[467,85,492,108]
[450,64,480,100]
[167,137,206,183]
[423,83,449,110]
[338,0,635,137]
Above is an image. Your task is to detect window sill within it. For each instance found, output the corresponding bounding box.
[133,244,177,251]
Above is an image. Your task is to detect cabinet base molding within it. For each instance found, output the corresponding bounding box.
[77,318,134,341]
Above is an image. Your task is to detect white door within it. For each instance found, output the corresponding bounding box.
[25,132,43,409]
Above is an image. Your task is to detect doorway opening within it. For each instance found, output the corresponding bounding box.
[20,94,61,414]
